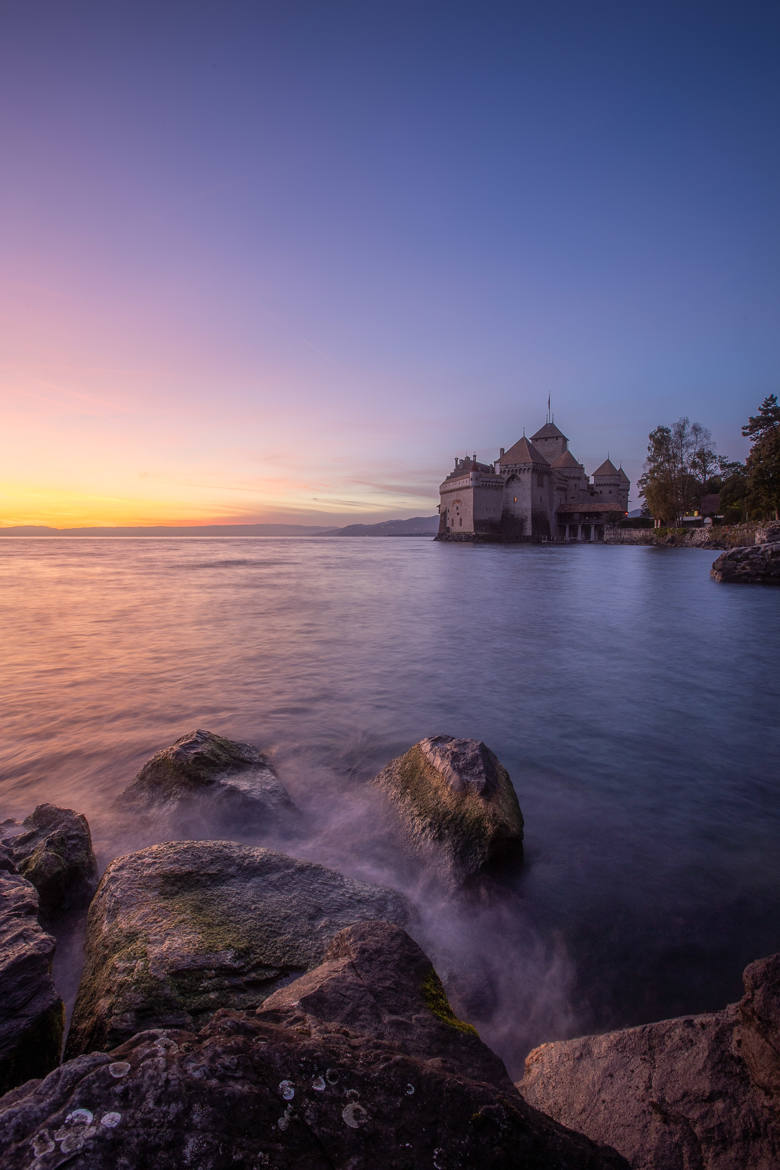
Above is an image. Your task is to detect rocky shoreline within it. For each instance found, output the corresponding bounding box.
[0,730,776,1168]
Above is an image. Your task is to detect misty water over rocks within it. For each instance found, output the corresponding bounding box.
[1,536,778,1078]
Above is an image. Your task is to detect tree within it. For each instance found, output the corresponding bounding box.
[718,460,748,522]
[638,417,717,524]
[743,395,780,520]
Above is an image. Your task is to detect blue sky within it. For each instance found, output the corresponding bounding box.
[2,1,778,523]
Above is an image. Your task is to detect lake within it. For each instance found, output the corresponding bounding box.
[1,536,778,1076]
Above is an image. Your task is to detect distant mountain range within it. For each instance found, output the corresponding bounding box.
[331,516,439,537]
[0,517,440,538]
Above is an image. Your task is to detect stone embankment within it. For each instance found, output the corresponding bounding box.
[605,521,779,549]
[0,729,777,1168]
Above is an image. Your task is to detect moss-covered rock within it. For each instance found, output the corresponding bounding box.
[372,736,524,883]
[1,923,628,1170]
[121,728,298,836]
[65,840,409,1058]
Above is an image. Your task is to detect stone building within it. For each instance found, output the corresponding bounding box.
[437,419,629,542]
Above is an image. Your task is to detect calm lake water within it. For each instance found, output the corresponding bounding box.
[1,537,778,1076]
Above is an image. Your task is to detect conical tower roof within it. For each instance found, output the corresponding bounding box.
[498,436,549,467]
[551,449,583,470]
[593,457,619,477]
[531,421,568,442]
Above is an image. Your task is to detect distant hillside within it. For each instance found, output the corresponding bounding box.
[0,524,334,537]
[330,516,439,537]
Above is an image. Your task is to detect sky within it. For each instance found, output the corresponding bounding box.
[2,0,779,526]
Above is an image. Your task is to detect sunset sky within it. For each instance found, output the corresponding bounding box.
[2,1,779,526]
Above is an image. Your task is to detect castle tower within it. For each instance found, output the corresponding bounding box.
[497,436,554,538]
[530,421,568,464]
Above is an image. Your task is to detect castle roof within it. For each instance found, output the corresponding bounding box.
[551,449,583,470]
[617,466,630,482]
[531,421,568,442]
[593,458,620,478]
[498,436,549,467]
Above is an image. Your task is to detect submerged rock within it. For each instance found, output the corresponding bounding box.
[0,863,64,1096]
[711,541,780,584]
[122,728,297,832]
[65,840,409,1058]
[0,804,97,920]
[1,923,627,1170]
[520,952,780,1170]
[372,735,524,882]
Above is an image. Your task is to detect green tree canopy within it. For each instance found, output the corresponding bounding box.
[742,395,780,520]
[638,417,717,524]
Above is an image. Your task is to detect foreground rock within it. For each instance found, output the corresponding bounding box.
[711,541,780,584]
[65,840,409,1058]
[0,861,63,1096]
[520,953,780,1170]
[0,804,97,920]
[122,728,298,833]
[373,735,523,883]
[1,923,627,1169]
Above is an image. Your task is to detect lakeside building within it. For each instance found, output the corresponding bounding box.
[437,418,629,542]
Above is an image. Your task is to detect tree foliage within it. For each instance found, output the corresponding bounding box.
[638,418,717,524]
[742,395,780,520]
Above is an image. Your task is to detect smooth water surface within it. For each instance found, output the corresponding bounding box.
[1,537,778,1074]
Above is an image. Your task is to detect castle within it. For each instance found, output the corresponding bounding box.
[437,417,629,542]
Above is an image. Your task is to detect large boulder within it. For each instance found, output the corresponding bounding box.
[711,542,780,584]
[0,860,64,1096]
[121,728,298,833]
[0,804,97,920]
[520,953,780,1170]
[65,840,409,1059]
[0,923,628,1170]
[372,735,523,883]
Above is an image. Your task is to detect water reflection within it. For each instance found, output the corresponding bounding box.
[1,537,778,1073]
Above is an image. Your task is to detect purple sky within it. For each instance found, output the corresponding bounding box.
[2,1,779,524]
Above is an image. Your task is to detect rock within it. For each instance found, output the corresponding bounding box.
[0,923,628,1169]
[711,541,780,584]
[757,522,780,544]
[519,952,780,1170]
[65,840,409,1059]
[0,864,64,1096]
[372,735,523,882]
[0,804,97,921]
[122,728,297,832]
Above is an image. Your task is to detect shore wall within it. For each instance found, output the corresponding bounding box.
[604,522,778,549]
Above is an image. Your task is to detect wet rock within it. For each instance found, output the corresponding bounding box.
[372,735,523,882]
[65,840,409,1059]
[711,541,780,584]
[0,866,64,1096]
[1,923,627,1170]
[520,952,780,1170]
[0,804,97,920]
[122,728,298,832]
